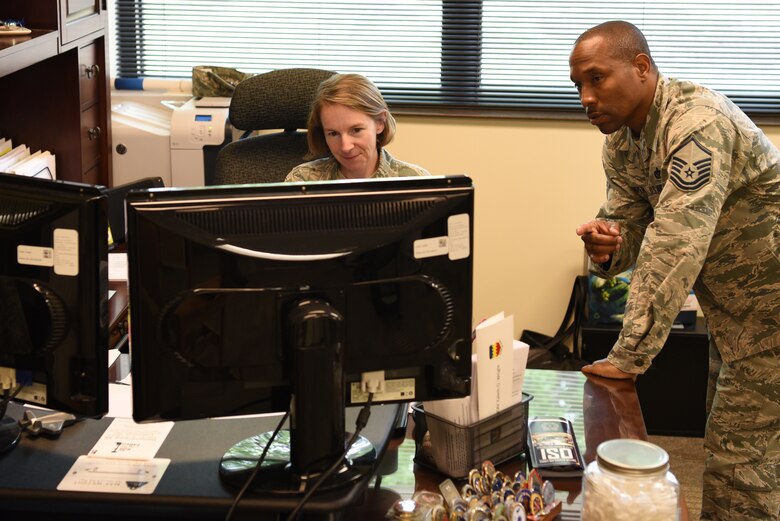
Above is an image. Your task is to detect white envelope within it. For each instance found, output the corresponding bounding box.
[474,312,514,419]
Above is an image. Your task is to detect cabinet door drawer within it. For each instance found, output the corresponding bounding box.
[82,165,99,185]
[60,0,104,45]
[79,43,99,109]
[81,105,102,173]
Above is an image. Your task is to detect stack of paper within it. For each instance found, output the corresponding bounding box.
[0,137,56,179]
[57,418,173,494]
[423,312,530,426]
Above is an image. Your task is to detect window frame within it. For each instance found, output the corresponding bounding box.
[113,0,780,124]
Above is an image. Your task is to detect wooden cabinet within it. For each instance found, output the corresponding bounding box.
[0,0,112,187]
[60,0,105,47]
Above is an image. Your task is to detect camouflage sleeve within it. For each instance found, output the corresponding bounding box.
[590,144,653,278]
[608,107,733,374]
[284,166,306,182]
[284,161,329,182]
[397,164,431,177]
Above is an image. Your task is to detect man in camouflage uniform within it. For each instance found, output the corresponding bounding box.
[570,21,779,520]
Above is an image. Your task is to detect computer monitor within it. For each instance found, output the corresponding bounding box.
[126,175,474,499]
[105,176,164,248]
[0,173,109,453]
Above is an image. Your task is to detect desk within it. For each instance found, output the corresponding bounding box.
[345,369,651,520]
[0,370,685,520]
[0,400,400,520]
[582,318,709,436]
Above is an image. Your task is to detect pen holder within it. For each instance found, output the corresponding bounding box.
[411,393,533,478]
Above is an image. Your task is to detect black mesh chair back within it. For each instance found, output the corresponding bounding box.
[211,68,336,185]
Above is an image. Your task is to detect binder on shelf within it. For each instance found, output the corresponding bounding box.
[0,136,56,179]
[11,151,55,179]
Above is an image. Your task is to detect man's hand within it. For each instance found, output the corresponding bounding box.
[581,358,636,380]
[576,220,622,264]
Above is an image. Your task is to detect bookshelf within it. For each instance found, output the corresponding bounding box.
[0,0,112,187]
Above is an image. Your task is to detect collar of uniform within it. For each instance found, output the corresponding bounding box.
[332,148,390,179]
[373,148,393,178]
[316,156,341,179]
[639,74,666,156]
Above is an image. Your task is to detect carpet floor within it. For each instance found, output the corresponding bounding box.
[648,435,706,520]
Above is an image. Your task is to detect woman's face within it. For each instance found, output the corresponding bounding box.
[320,102,385,179]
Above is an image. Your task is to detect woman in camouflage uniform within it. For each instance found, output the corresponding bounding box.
[570,21,779,520]
[285,73,429,182]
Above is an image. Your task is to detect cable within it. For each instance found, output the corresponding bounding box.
[224,410,290,521]
[0,384,23,420]
[285,393,375,521]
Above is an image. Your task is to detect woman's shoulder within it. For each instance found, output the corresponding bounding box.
[285,157,339,182]
[380,149,431,177]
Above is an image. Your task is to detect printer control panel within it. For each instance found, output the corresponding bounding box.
[170,97,231,149]
[170,97,233,186]
[187,114,222,145]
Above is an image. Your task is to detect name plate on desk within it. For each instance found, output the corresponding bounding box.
[58,456,170,494]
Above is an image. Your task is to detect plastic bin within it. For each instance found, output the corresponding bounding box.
[411,393,533,478]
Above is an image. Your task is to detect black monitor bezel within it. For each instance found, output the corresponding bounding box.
[0,173,109,418]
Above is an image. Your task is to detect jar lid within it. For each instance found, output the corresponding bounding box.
[596,439,670,475]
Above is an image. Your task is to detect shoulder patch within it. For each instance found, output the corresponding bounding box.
[669,137,712,192]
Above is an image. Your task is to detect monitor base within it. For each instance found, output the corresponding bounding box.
[218,429,376,495]
[0,416,21,454]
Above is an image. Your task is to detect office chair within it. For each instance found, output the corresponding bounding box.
[210,68,337,185]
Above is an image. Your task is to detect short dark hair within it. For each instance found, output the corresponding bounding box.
[575,20,656,69]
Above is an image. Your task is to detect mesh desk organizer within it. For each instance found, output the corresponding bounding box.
[412,393,533,478]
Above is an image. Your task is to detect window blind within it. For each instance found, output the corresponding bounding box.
[114,0,780,116]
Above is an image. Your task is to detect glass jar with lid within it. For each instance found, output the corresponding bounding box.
[582,439,681,521]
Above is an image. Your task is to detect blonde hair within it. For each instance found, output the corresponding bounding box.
[306,73,397,158]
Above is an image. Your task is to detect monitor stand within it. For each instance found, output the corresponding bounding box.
[218,298,377,495]
[0,416,21,454]
[219,429,375,495]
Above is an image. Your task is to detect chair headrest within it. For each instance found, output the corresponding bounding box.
[229,68,337,131]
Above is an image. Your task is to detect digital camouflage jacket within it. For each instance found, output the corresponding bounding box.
[590,75,780,373]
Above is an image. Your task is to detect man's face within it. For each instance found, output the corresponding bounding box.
[569,36,648,135]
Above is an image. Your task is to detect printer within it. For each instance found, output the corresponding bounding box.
[111,95,232,187]
[169,97,232,186]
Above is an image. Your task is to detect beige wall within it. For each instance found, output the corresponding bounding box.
[386,116,780,338]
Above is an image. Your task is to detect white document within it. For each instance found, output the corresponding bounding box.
[57,417,174,494]
[7,149,40,171]
[423,395,473,427]
[106,383,133,419]
[474,312,515,419]
[88,417,174,461]
[512,339,530,404]
[57,455,170,494]
[109,252,129,281]
[0,144,30,171]
[12,150,55,179]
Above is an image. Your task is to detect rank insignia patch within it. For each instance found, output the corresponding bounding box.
[669,137,712,192]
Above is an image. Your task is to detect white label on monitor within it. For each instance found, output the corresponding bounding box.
[414,236,448,259]
[53,228,79,276]
[17,245,55,267]
[448,213,470,260]
[350,378,416,403]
